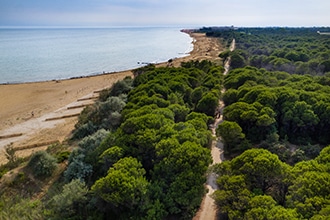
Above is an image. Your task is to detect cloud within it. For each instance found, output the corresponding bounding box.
[0,0,329,27]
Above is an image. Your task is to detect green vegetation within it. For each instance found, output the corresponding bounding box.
[92,157,149,217]
[0,196,44,220]
[208,28,330,161]
[80,61,221,219]
[50,179,89,218]
[200,27,330,219]
[0,144,22,179]
[27,151,57,179]
[212,146,330,219]
[221,66,330,146]
[0,60,223,219]
[1,27,330,219]
[206,27,330,75]
[62,60,222,219]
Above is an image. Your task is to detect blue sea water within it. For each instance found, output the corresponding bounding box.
[0,27,193,83]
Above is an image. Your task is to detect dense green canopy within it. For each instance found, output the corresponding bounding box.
[62,60,222,219]
[203,27,330,220]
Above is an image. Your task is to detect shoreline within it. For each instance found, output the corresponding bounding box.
[1,29,197,86]
[0,56,190,86]
[0,70,134,86]
[0,31,223,162]
[0,51,190,85]
[0,28,194,85]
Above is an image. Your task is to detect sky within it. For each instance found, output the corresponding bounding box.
[0,0,329,27]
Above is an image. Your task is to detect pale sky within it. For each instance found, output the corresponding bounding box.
[0,0,329,27]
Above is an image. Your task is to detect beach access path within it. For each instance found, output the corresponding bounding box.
[0,32,223,163]
[193,38,236,220]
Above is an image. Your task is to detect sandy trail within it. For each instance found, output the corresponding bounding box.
[0,32,223,163]
[193,100,224,220]
[193,38,235,220]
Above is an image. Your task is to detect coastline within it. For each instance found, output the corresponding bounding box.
[0,31,223,162]
[0,27,194,85]
[0,29,198,86]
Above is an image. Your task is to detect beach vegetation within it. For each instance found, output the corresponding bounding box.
[63,152,93,183]
[73,78,132,139]
[0,196,44,219]
[99,76,132,101]
[48,179,89,218]
[27,151,57,179]
[0,144,29,179]
[62,61,222,219]
[4,144,17,166]
[2,27,330,219]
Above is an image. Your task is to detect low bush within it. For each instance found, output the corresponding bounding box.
[50,179,88,217]
[55,151,71,163]
[63,153,93,183]
[27,151,57,178]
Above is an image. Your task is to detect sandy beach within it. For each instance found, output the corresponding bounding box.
[0,31,222,162]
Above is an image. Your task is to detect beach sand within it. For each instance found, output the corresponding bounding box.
[0,32,223,162]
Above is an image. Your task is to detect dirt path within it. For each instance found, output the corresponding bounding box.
[193,113,224,220]
[0,32,223,164]
[193,38,235,220]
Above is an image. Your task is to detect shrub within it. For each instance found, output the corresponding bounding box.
[99,77,133,101]
[100,96,126,113]
[4,144,19,169]
[27,151,57,178]
[64,153,93,183]
[72,121,97,140]
[4,144,17,163]
[46,142,67,155]
[78,129,109,153]
[0,196,44,219]
[109,77,133,96]
[55,151,71,163]
[51,179,88,217]
[0,166,9,179]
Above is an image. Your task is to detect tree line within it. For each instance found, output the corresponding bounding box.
[212,146,330,219]
[15,60,222,219]
[205,27,330,75]
[0,60,225,219]
[1,27,330,219]
[201,27,330,219]
[219,66,330,159]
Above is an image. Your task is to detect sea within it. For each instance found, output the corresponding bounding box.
[0,27,193,84]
